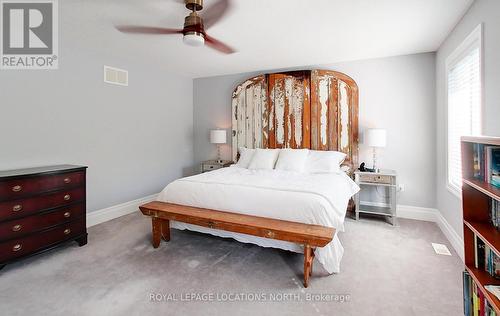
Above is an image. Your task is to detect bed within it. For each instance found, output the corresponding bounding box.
[150,69,359,279]
[157,166,359,273]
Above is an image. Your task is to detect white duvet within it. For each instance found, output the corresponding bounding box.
[156,167,359,274]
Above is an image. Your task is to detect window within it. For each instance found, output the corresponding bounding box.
[446,24,483,197]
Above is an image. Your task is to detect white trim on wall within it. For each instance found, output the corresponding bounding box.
[445,23,483,68]
[86,194,157,227]
[397,204,439,222]
[435,211,465,261]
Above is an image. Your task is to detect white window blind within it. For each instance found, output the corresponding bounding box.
[447,25,482,196]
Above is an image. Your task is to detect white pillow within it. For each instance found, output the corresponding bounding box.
[305,150,346,173]
[275,149,309,172]
[234,147,255,168]
[248,149,280,170]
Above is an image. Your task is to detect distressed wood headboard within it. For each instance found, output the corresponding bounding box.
[231,69,359,169]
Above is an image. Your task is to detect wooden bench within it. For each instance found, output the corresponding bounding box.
[139,201,335,287]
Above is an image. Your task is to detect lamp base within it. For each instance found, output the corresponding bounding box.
[372,147,379,174]
[215,144,224,165]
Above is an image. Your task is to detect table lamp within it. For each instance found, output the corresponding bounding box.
[210,129,226,164]
[365,128,386,173]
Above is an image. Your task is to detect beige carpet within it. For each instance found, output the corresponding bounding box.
[0,212,464,316]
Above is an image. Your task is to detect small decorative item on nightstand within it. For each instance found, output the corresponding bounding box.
[201,160,232,173]
[354,169,397,225]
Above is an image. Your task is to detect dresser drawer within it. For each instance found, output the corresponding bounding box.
[0,171,85,201]
[0,187,85,221]
[0,219,85,262]
[359,173,392,184]
[0,203,85,241]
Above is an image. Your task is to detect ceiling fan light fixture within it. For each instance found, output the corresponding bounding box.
[117,0,234,54]
[183,32,205,47]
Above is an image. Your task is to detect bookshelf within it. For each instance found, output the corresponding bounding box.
[462,136,500,315]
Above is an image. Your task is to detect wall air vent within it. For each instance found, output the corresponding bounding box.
[104,66,128,86]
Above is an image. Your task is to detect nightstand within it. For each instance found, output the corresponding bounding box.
[200,160,232,173]
[354,169,398,225]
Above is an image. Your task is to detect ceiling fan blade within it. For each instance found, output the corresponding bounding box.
[116,26,183,35]
[204,33,235,54]
[202,0,231,29]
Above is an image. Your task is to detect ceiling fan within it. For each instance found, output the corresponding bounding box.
[116,0,235,54]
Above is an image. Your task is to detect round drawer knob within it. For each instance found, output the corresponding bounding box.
[64,228,71,235]
[12,224,22,232]
[64,177,71,184]
[63,194,71,201]
[63,211,71,218]
[12,204,23,212]
[12,244,22,252]
[12,185,22,192]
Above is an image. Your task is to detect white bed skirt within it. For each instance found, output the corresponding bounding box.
[157,167,358,274]
[170,221,345,273]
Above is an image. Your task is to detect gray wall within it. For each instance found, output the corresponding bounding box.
[0,14,193,213]
[194,53,437,208]
[436,0,500,238]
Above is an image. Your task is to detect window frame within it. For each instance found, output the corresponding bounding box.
[445,23,484,199]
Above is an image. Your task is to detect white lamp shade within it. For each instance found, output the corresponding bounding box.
[210,130,226,144]
[365,128,386,147]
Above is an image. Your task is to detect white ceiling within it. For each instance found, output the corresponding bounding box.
[67,0,473,78]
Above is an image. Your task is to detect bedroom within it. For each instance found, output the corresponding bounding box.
[0,0,499,315]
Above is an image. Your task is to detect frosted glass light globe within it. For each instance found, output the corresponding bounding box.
[183,33,205,46]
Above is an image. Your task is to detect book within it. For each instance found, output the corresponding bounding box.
[487,244,491,275]
[473,143,486,180]
[474,143,483,179]
[495,254,500,279]
[485,285,500,301]
[485,146,500,188]
[477,237,486,270]
[487,244,493,276]
[474,282,479,316]
[491,147,500,187]
[483,244,500,279]
[479,288,485,316]
[485,299,492,316]
[465,271,472,316]
[493,175,500,188]
[491,199,500,229]
[497,200,499,230]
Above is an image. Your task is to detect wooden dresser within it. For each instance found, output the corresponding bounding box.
[0,165,87,269]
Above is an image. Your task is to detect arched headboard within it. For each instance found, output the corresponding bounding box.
[231,70,359,170]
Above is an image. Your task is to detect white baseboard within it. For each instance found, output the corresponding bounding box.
[397,204,439,222]
[360,201,438,222]
[360,200,464,261]
[435,211,465,261]
[86,194,158,227]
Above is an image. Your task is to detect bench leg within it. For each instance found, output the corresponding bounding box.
[303,244,315,287]
[152,217,170,248]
